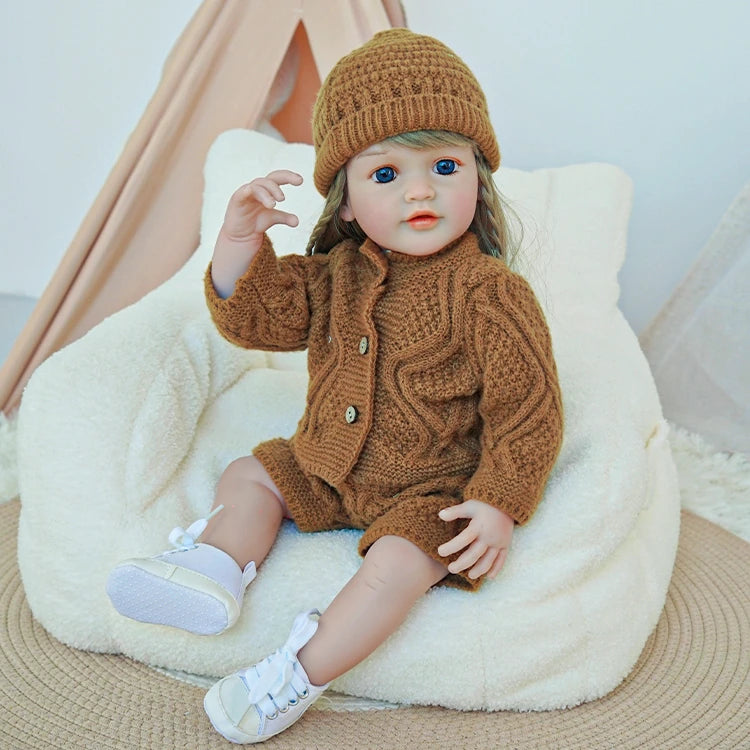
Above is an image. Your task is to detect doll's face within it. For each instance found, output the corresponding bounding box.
[340,140,478,257]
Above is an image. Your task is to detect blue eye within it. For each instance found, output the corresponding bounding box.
[372,166,396,183]
[434,159,457,175]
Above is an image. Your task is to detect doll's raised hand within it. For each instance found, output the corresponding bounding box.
[437,500,514,580]
[221,170,303,241]
[211,170,303,298]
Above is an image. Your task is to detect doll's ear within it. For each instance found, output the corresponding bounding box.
[340,199,355,222]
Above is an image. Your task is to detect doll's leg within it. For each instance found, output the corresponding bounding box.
[203,536,446,743]
[199,456,289,569]
[107,456,286,635]
[298,534,447,685]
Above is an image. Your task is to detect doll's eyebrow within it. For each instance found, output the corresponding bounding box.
[355,145,389,158]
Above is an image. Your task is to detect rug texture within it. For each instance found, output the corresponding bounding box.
[1,499,747,749]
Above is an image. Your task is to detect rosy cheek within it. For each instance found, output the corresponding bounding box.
[356,204,388,233]
[457,192,477,225]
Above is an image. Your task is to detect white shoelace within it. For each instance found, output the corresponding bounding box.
[168,505,224,550]
[241,610,321,718]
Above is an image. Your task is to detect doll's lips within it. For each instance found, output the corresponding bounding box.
[406,211,439,229]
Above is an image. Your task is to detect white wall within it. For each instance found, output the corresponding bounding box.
[403,0,750,333]
[0,0,201,296]
[2,0,749,334]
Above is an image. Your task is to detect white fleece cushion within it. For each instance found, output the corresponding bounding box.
[16,130,680,711]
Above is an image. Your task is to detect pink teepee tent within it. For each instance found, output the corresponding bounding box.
[0,0,405,414]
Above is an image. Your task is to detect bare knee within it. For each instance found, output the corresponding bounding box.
[361,536,447,594]
[219,456,288,516]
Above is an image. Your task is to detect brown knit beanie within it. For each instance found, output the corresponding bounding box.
[312,28,500,196]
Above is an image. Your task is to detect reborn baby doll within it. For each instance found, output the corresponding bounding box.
[107,28,563,744]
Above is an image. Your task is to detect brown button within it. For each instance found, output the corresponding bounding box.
[345,406,358,424]
[359,336,369,355]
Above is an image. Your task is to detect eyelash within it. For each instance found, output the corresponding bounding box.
[434,159,459,176]
[371,166,396,183]
[369,159,461,184]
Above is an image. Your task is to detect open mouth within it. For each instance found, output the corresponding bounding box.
[406,212,439,229]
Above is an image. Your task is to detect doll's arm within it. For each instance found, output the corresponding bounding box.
[464,272,564,525]
[438,500,514,579]
[210,170,303,298]
[204,236,325,352]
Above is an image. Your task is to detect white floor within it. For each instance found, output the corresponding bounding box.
[0,294,37,366]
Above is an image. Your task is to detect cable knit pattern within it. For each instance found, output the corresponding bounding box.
[205,232,563,527]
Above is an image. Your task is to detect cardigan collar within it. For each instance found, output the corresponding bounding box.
[357,231,483,282]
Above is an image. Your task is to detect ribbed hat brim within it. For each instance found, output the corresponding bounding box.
[314,95,500,195]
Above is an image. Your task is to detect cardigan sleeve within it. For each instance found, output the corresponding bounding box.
[463,270,564,524]
[204,234,323,351]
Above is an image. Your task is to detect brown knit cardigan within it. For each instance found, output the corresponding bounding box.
[205,232,563,525]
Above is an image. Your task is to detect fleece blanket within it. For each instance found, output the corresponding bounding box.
[16,130,680,711]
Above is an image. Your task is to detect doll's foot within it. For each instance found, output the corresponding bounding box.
[106,506,255,635]
[204,610,328,743]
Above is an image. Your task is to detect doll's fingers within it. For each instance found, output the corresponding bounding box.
[281,211,300,227]
[448,541,488,575]
[257,181,287,203]
[236,172,302,205]
[257,209,300,232]
[437,525,477,557]
[265,169,304,187]
[234,183,278,210]
[487,547,509,579]
[467,548,498,580]
[251,181,296,208]
[438,501,477,522]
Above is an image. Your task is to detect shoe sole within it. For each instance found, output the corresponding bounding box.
[106,558,239,635]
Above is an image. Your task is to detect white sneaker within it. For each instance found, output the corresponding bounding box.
[204,610,329,743]
[106,506,256,635]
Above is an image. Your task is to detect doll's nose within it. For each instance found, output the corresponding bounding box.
[404,177,435,201]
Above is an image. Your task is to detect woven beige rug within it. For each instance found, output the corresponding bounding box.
[1,499,748,749]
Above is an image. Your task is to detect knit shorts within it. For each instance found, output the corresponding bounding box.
[253,437,482,591]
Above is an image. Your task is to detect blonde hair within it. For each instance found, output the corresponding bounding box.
[306,130,518,266]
